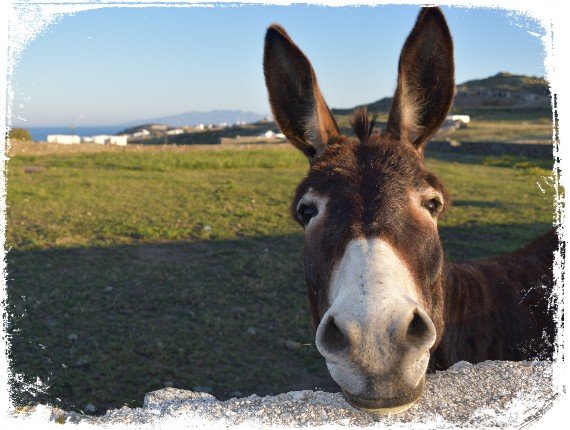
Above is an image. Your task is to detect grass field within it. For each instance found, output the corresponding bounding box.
[5,143,555,415]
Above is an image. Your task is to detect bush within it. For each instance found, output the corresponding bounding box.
[9,128,32,141]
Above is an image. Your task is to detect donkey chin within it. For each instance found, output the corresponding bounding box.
[314,238,437,414]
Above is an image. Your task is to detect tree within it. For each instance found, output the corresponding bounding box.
[9,127,32,141]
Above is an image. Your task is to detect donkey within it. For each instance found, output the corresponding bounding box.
[263,7,556,413]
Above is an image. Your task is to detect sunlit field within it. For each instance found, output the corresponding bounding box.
[6,143,555,414]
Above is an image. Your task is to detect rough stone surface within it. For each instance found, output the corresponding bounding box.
[15,361,559,428]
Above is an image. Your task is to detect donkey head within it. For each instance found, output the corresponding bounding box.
[264,7,454,413]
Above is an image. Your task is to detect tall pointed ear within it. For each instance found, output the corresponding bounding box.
[386,7,455,155]
[263,24,340,162]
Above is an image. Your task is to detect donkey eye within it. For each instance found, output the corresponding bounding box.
[297,204,318,225]
[424,198,442,216]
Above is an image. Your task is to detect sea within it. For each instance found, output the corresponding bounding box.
[25,126,124,142]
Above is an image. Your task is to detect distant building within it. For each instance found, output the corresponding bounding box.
[108,135,128,145]
[195,124,205,130]
[90,135,128,145]
[81,136,94,143]
[47,135,81,144]
[263,130,275,138]
[275,133,286,139]
[132,129,151,138]
[93,135,112,144]
[166,128,184,135]
[447,115,470,124]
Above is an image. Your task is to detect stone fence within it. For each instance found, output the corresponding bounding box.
[15,360,560,428]
[428,140,553,158]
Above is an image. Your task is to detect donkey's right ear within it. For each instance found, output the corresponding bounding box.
[386,7,455,155]
[263,24,340,162]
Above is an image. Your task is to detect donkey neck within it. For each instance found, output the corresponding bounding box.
[430,229,556,370]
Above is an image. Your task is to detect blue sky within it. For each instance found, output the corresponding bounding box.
[11,4,546,126]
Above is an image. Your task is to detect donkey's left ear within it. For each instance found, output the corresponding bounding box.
[263,24,340,162]
[386,7,455,155]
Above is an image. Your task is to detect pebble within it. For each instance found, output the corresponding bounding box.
[84,403,96,414]
[24,166,45,174]
[283,339,302,350]
[67,333,78,342]
[74,355,89,368]
[246,327,256,335]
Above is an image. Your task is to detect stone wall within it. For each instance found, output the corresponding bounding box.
[428,140,553,158]
[15,360,559,428]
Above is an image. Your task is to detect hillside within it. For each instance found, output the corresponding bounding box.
[332,72,551,115]
[117,123,168,135]
[457,72,549,97]
[116,110,267,129]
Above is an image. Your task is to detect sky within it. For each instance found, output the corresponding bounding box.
[10,4,546,127]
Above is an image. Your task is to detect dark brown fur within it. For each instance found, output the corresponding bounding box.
[293,112,556,367]
[265,7,556,378]
[433,229,557,367]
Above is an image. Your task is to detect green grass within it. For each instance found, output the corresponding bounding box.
[7,148,305,249]
[450,120,552,142]
[6,145,555,415]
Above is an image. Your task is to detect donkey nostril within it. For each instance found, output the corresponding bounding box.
[321,316,349,353]
[407,309,430,340]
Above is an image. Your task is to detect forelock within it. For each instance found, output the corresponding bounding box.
[350,107,378,144]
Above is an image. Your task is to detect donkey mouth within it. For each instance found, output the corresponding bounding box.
[342,376,425,414]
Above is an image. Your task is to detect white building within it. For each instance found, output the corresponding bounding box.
[132,129,151,138]
[166,128,184,136]
[90,135,128,145]
[195,124,205,130]
[263,130,275,138]
[108,135,128,145]
[258,130,286,140]
[81,136,94,143]
[93,135,112,144]
[47,135,81,144]
[447,115,470,124]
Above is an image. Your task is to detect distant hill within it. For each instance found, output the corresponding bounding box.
[117,124,169,136]
[457,72,549,97]
[117,110,267,128]
[332,72,551,114]
[454,72,550,108]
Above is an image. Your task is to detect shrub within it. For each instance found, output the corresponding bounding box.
[9,127,32,141]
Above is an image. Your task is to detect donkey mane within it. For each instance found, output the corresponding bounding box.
[350,107,379,144]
